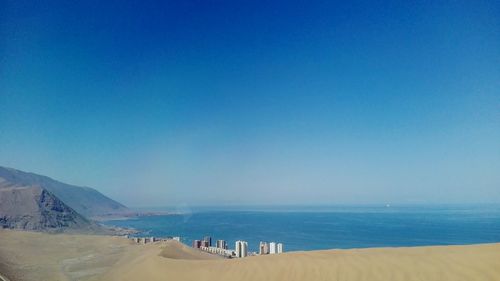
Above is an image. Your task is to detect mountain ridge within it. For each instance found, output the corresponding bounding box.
[0,166,132,233]
[0,166,129,218]
[0,185,98,232]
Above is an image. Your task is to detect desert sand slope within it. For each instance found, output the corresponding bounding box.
[1,230,500,281]
[0,230,140,281]
[103,242,500,281]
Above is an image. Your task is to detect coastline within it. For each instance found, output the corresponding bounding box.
[99,205,500,253]
[93,211,180,222]
[95,211,182,236]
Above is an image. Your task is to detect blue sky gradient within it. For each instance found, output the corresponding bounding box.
[1,0,499,206]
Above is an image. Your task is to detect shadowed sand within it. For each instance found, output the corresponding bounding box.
[1,230,499,281]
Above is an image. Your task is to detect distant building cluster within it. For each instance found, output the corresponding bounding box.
[132,236,156,244]
[216,239,227,249]
[129,234,284,258]
[200,246,233,257]
[193,236,232,257]
[130,236,180,244]
[192,236,284,258]
[192,236,217,248]
[259,241,283,255]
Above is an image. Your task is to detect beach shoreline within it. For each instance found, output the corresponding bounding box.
[92,211,179,222]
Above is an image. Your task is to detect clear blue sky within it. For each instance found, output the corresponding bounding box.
[1,0,499,206]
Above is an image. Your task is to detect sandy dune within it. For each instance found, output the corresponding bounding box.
[0,230,140,281]
[104,242,500,281]
[1,230,499,281]
[158,241,221,260]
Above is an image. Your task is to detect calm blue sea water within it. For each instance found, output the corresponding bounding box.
[104,205,500,252]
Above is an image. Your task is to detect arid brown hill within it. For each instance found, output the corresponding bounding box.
[0,166,129,218]
[0,166,130,232]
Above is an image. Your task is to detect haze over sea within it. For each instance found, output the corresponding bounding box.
[104,205,500,252]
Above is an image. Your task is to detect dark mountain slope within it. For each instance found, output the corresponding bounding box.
[0,185,94,231]
[0,166,129,218]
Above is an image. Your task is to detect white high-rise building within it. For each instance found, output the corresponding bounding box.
[243,241,248,257]
[235,241,241,257]
[277,243,284,254]
[216,239,227,249]
[269,242,277,254]
[259,241,269,255]
[235,240,248,258]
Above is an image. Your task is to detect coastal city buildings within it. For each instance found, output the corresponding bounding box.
[216,239,228,249]
[192,237,284,258]
[130,236,181,244]
[235,240,248,258]
[277,243,283,254]
[259,241,269,255]
[134,237,155,244]
[192,239,202,248]
[193,236,232,257]
[200,246,233,257]
[263,241,284,254]
[130,235,285,257]
[203,236,212,247]
[269,242,277,254]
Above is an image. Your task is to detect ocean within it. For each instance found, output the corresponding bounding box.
[103,205,500,252]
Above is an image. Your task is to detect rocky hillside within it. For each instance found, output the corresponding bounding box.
[0,166,132,233]
[0,166,129,218]
[0,185,96,231]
